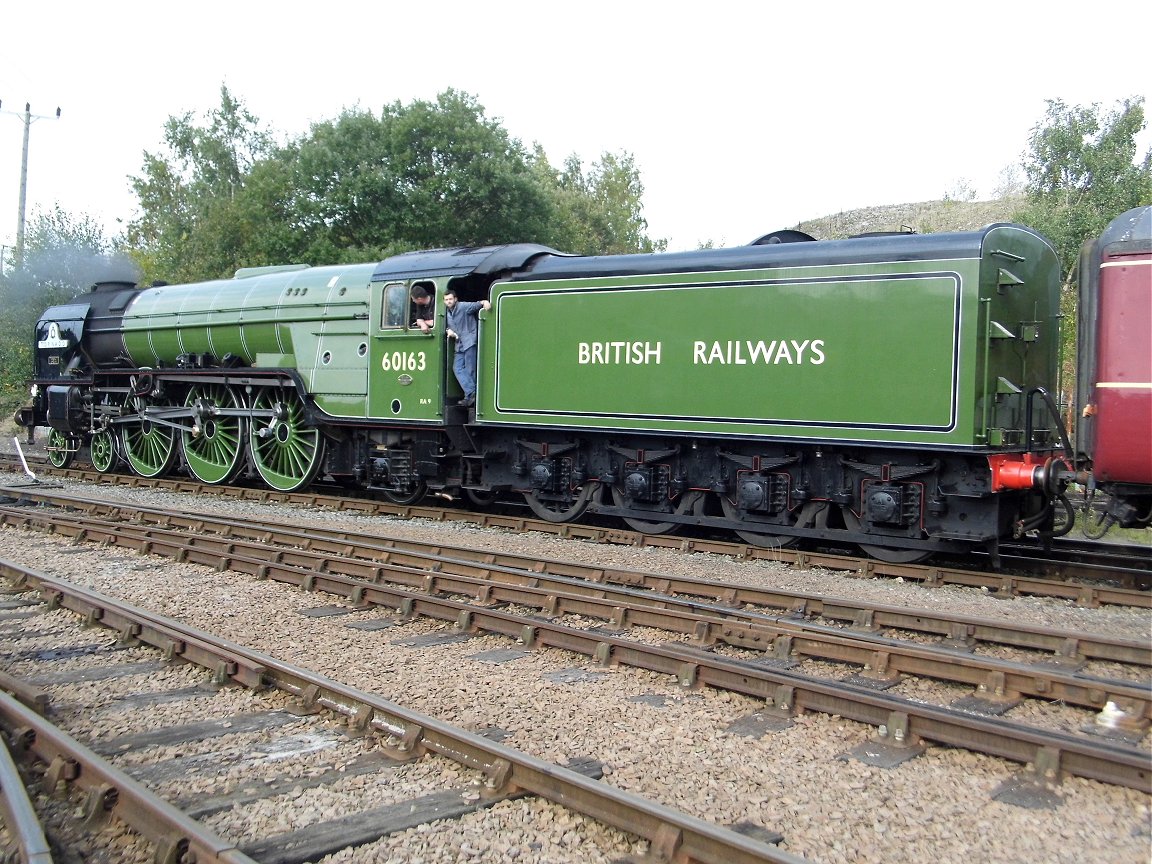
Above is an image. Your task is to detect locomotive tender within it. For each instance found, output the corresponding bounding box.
[18,210,1150,562]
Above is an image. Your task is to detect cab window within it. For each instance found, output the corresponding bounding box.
[381,283,407,328]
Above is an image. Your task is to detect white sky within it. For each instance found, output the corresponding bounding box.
[2,1,1149,256]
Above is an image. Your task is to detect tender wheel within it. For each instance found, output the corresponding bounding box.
[464,488,499,507]
[181,385,246,484]
[719,494,800,548]
[524,483,595,523]
[46,429,78,469]
[121,416,176,478]
[841,509,932,564]
[88,430,119,473]
[249,386,325,492]
[611,487,702,535]
[381,481,428,506]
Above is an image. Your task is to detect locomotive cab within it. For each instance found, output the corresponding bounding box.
[366,278,445,424]
[366,244,563,424]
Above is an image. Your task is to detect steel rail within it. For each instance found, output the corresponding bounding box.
[0,726,52,864]
[167,507,1152,663]
[0,690,256,864]
[2,488,1148,665]
[0,558,804,864]
[3,517,1149,793]
[3,468,1148,604]
[4,503,1147,725]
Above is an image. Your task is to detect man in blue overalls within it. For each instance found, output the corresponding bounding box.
[443,288,491,408]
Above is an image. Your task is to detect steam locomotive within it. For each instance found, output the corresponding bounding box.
[16,207,1151,562]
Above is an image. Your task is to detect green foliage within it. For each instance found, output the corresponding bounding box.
[128,88,666,280]
[127,84,274,283]
[244,91,555,263]
[0,330,33,413]
[537,151,667,255]
[1013,97,1152,280]
[1011,97,1152,390]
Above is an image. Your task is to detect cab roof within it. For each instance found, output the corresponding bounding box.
[370,244,564,282]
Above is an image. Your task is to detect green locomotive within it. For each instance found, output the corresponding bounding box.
[20,225,1069,561]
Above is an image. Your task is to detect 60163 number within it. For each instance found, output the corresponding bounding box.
[382,351,426,372]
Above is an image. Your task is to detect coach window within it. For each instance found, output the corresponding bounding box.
[381,282,407,328]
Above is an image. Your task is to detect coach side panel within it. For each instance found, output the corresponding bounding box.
[1092,248,1152,483]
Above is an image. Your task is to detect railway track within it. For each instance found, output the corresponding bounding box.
[2,456,1150,598]
[3,485,1150,681]
[1,488,1148,795]
[0,560,796,863]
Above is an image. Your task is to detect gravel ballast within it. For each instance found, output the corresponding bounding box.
[0,477,1149,863]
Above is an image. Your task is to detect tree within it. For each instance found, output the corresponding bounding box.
[18,205,124,297]
[127,84,273,282]
[129,88,667,276]
[378,90,554,249]
[538,151,667,255]
[1011,98,1151,391]
[244,91,558,263]
[1014,97,1151,281]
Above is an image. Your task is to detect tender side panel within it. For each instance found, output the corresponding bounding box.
[1093,255,1152,483]
[485,263,973,446]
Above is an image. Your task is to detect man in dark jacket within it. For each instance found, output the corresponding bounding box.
[410,285,435,334]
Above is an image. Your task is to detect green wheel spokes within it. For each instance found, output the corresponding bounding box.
[121,414,176,478]
[89,430,118,473]
[46,429,77,469]
[249,387,325,492]
[182,385,246,484]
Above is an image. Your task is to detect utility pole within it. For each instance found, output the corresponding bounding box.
[1,100,62,271]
